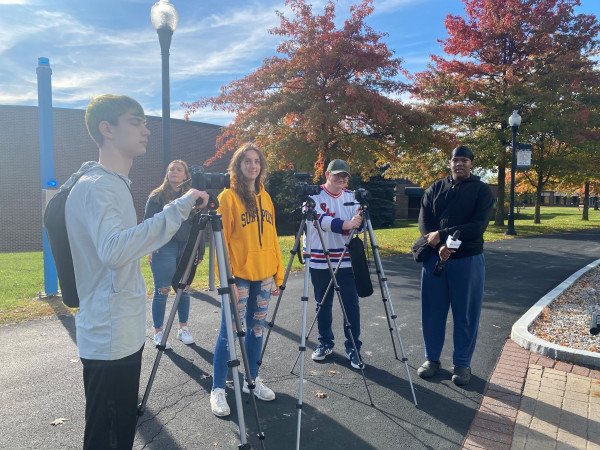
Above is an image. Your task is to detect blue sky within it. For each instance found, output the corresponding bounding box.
[1,0,597,125]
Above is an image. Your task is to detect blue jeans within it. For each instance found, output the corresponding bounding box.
[150,240,190,329]
[212,277,273,389]
[310,267,362,352]
[420,253,485,367]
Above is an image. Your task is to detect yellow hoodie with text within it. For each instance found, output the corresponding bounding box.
[217,184,284,286]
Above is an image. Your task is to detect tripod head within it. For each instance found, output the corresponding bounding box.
[344,188,370,208]
[302,196,319,221]
[204,193,220,211]
[342,203,367,226]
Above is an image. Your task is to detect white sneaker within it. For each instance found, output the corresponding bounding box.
[153,330,171,350]
[177,327,195,345]
[243,377,275,401]
[210,388,230,417]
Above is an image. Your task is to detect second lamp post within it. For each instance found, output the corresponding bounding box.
[151,0,179,171]
[506,110,521,236]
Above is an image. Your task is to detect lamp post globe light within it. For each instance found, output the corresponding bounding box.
[151,0,179,170]
[506,110,521,236]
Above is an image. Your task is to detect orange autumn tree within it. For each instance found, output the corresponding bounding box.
[413,0,599,226]
[183,0,435,179]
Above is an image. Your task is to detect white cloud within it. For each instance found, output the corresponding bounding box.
[0,0,433,126]
[0,90,38,103]
[0,2,287,125]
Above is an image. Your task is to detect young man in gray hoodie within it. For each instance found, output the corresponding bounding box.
[65,94,208,449]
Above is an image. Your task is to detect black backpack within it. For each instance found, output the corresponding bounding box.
[43,172,86,308]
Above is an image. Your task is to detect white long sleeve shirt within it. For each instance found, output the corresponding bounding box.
[65,163,195,360]
[304,186,359,270]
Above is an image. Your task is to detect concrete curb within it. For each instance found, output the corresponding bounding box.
[511,258,600,368]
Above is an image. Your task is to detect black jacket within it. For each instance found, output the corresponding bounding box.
[144,193,206,259]
[418,174,494,258]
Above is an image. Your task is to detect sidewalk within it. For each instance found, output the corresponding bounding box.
[2,231,599,449]
[462,340,600,450]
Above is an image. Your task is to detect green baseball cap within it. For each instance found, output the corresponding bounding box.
[327,159,350,174]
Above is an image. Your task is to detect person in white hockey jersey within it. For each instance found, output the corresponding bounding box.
[307,159,364,369]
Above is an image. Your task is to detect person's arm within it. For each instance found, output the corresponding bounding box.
[341,208,362,231]
[271,201,284,290]
[318,194,359,234]
[418,185,438,236]
[216,190,235,272]
[313,193,336,232]
[143,194,162,220]
[438,183,494,242]
[144,195,162,263]
[86,178,197,269]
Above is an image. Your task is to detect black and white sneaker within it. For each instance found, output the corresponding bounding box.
[346,348,365,369]
[311,344,333,361]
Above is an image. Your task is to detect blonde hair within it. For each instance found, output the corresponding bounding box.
[149,160,191,205]
[228,143,267,213]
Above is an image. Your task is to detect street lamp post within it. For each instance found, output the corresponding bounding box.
[151,0,179,170]
[506,110,521,236]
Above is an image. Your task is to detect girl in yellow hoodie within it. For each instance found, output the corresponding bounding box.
[210,143,284,417]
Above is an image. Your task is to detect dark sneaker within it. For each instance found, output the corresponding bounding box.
[311,344,333,361]
[345,348,365,369]
[417,360,440,378]
[452,366,471,386]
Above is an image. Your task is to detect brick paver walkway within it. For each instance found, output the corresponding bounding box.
[462,340,600,450]
[512,366,600,449]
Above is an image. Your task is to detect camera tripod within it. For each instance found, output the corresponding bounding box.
[257,197,373,450]
[137,206,266,450]
[260,196,418,411]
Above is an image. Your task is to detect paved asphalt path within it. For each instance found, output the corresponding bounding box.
[1,230,599,450]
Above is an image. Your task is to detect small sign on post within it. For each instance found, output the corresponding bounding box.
[517,143,532,170]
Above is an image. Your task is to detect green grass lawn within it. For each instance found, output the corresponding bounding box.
[1,206,598,324]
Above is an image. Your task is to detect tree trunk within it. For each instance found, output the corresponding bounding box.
[494,159,506,226]
[582,180,590,221]
[534,172,545,224]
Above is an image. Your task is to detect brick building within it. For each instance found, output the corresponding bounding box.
[0,105,224,252]
[394,179,499,220]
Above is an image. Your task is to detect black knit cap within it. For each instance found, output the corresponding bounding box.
[451,145,474,161]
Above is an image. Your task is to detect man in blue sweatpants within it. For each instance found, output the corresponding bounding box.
[416,145,494,386]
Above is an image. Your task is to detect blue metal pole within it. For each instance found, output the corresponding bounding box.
[157,28,173,171]
[37,57,58,296]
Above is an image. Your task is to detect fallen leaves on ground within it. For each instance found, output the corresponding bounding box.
[51,418,68,426]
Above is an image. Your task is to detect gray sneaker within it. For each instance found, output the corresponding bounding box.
[452,366,471,386]
[417,360,440,378]
[311,344,333,361]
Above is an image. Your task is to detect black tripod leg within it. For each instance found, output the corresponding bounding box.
[313,222,374,406]
[137,216,209,420]
[290,228,357,374]
[258,217,306,368]
[364,214,418,406]
[372,247,400,360]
